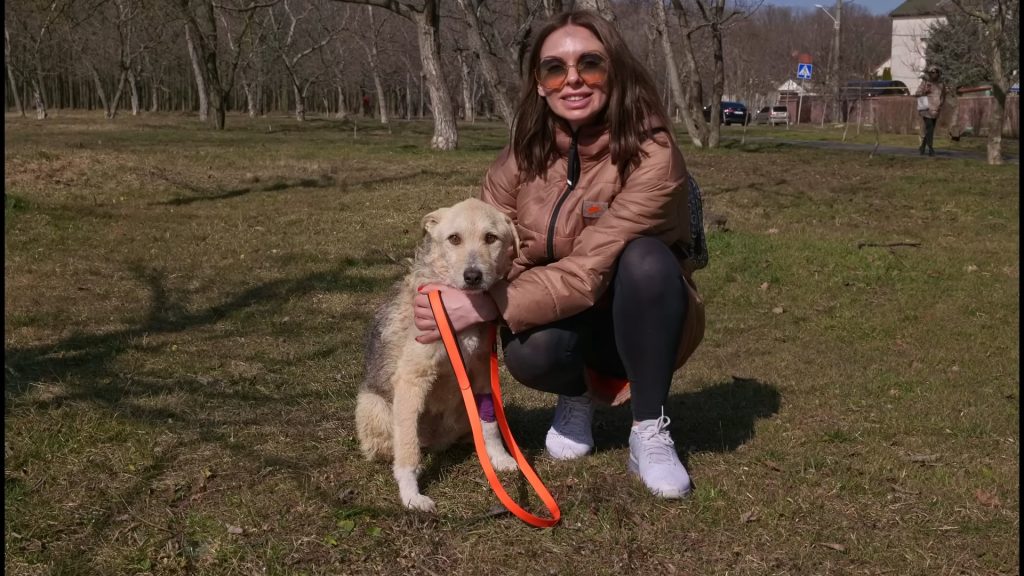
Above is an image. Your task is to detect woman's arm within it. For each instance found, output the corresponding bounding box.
[492,137,688,333]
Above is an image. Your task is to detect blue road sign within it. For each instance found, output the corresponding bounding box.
[797,63,813,80]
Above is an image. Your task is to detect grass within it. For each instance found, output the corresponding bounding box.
[4,111,1019,575]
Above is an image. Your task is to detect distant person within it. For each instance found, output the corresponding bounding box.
[362,94,372,117]
[914,65,946,156]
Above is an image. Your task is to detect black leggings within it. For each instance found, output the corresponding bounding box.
[921,116,937,151]
[500,237,689,421]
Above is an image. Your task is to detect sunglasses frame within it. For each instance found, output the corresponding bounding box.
[535,52,609,91]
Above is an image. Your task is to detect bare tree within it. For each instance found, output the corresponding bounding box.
[452,0,515,127]
[329,0,457,150]
[268,0,339,121]
[178,0,275,129]
[5,25,26,116]
[949,0,1018,165]
[6,0,77,119]
[354,5,390,123]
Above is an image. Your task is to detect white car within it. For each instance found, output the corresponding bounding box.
[753,106,790,126]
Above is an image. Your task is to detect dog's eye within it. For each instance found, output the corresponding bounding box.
[447,234,462,245]
[484,233,498,244]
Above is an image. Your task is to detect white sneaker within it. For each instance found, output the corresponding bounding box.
[545,394,594,460]
[628,411,692,498]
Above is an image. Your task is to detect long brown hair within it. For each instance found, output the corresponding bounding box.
[512,10,669,183]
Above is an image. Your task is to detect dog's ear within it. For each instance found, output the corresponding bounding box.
[503,213,523,260]
[421,207,448,236]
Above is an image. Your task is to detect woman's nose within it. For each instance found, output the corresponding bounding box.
[565,65,583,87]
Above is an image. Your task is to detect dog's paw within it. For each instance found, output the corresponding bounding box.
[489,453,519,472]
[402,493,436,513]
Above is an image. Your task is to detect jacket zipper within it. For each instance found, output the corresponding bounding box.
[546,130,580,262]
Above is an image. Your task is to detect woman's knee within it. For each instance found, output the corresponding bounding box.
[615,237,682,295]
[500,328,585,394]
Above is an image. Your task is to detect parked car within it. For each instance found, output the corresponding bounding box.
[703,101,750,125]
[753,105,790,126]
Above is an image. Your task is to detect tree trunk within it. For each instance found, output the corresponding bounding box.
[243,80,257,118]
[150,82,159,112]
[653,0,702,147]
[88,64,112,118]
[708,21,726,148]
[128,68,140,115]
[109,69,128,119]
[4,26,24,116]
[457,51,474,122]
[453,0,515,128]
[293,82,305,121]
[413,1,457,150]
[31,75,47,119]
[984,18,1006,166]
[185,24,209,122]
[671,2,712,146]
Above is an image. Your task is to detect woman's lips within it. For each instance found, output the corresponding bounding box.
[560,93,593,110]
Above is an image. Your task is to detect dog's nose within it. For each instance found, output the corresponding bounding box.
[463,268,483,287]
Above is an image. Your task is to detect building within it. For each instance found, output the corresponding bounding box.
[888,0,954,93]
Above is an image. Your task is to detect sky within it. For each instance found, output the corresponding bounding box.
[763,0,906,16]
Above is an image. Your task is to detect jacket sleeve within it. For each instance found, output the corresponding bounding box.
[491,137,688,333]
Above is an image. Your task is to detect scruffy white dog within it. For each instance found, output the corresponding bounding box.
[356,198,519,512]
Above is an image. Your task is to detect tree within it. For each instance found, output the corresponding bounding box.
[452,0,515,127]
[178,0,275,129]
[935,0,1019,164]
[268,0,339,121]
[328,0,457,150]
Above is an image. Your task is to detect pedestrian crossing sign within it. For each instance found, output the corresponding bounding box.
[797,63,813,80]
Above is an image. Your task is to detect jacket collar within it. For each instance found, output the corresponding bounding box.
[552,115,670,162]
[554,120,610,162]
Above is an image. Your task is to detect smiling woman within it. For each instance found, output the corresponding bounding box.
[412,9,708,501]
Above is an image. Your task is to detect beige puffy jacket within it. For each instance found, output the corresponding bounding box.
[481,120,705,368]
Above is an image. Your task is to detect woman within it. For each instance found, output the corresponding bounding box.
[413,10,705,499]
[915,65,945,156]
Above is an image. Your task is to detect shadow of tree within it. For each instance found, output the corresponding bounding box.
[4,253,401,403]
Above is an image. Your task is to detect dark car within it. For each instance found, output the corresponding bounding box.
[703,101,750,125]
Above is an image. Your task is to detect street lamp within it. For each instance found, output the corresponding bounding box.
[816,2,842,122]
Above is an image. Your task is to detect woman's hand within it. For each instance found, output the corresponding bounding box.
[413,284,500,343]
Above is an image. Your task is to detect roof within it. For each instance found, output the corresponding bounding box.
[889,0,954,17]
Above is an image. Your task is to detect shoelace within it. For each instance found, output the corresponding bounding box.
[637,414,676,465]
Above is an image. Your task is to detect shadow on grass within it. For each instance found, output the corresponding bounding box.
[3,253,399,404]
[500,376,780,456]
[414,377,781,496]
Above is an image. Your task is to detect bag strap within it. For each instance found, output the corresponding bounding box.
[427,291,561,528]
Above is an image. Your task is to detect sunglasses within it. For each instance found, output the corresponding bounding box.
[536,52,609,91]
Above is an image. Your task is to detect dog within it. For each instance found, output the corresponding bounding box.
[356,198,520,512]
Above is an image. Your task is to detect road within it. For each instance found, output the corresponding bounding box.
[724,135,1020,164]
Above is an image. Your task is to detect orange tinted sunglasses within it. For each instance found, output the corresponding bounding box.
[535,52,609,91]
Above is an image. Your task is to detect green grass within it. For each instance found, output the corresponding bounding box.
[5,111,1019,575]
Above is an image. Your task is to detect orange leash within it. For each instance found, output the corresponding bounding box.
[427,290,561,528]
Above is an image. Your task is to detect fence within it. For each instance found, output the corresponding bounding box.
[777,94,1019,139]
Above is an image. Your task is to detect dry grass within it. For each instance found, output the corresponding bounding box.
[5,112,1019,576]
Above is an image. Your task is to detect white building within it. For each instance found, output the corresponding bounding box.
[888,0,953,93]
